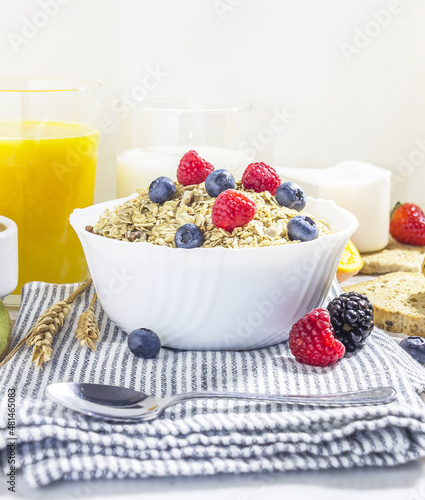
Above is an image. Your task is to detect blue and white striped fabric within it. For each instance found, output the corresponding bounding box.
[1,280,425,488]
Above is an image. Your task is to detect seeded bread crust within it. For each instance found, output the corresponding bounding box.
[343,272,425,336]
[360,238,425,274]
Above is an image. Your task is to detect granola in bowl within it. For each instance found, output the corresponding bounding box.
[90,181,332,249]
[70,151,358,349]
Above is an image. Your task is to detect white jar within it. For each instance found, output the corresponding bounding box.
[277,162,392,253]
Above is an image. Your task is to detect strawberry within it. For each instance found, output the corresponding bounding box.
[390,202,425,246]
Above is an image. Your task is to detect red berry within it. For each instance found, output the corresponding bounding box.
[241,162,281,195]
[289,308,345,367]
[177,150,214,186]
[211,189,257,233]
[390,202,425,246]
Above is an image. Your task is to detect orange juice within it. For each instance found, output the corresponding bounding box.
[0,120,99,293]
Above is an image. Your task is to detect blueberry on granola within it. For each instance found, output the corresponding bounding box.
[149,176,176,204]
[205,169,236,197]
[287,215,318,242]
[175,223,204,249]
[275,182,306,212]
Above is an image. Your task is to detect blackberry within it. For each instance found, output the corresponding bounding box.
[327,291,374,352]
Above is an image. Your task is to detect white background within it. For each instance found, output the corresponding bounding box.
[1,1,425,498]
[1,0,425,205]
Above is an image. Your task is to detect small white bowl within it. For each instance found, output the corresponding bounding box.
[70,196,358,350]
[0,216,18,299]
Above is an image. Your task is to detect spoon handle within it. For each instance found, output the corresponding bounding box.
[167,387,396,408]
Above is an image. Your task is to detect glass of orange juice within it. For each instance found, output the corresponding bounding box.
[0,79,101,301]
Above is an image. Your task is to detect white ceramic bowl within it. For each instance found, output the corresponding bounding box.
[0,216,18,299]
[70,196,358,350]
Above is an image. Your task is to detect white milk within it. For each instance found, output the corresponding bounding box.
[117,145,252,198]
[278,162,392,253]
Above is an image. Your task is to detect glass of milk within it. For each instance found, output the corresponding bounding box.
[117,98,253,197]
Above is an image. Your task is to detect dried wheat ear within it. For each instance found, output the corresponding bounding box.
[0,279,93,369]
[28,301,72,367]
[74,292,100,351]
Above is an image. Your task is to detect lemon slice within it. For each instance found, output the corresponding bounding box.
[336,240,363,283]
[0,299,11,361]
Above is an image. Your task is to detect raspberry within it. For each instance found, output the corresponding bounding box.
[211,189,257,233]
[177,150,214,186]
[241,162,281,195]
[289,308,345,367]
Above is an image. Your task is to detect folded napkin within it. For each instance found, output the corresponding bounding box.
[1,280,425,488]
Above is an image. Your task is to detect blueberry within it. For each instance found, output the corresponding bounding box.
[127,328,161,359]
[287,215,319,242]
[175,223,204,249]
[205,169,236,197]
[399,336,425,363]
[148,176,176,204]
[275,182,306,211]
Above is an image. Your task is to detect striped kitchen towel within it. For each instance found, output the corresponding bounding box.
[1,280,425,488]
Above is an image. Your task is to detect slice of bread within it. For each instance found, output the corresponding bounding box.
[422,256,425,277]
[360,238,425,274]
[343,272,425,336]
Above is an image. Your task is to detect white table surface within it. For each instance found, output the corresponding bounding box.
[1,461,425,500]
[1,274,423,500]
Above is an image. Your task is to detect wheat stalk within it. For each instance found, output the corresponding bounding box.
[0,278,92,369]
[74,292,99,351]
[27,301,72,367]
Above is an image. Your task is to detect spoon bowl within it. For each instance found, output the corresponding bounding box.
[45,382,397,422]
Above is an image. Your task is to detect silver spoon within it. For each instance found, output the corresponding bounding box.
[45,383,397,422]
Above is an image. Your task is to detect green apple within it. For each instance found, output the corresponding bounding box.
[0,299,11,361]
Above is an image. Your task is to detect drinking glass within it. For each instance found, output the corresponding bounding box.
[117,98,252,197]
[0,78,101,297]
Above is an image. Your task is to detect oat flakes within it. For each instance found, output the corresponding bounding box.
[91,182,331,248]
